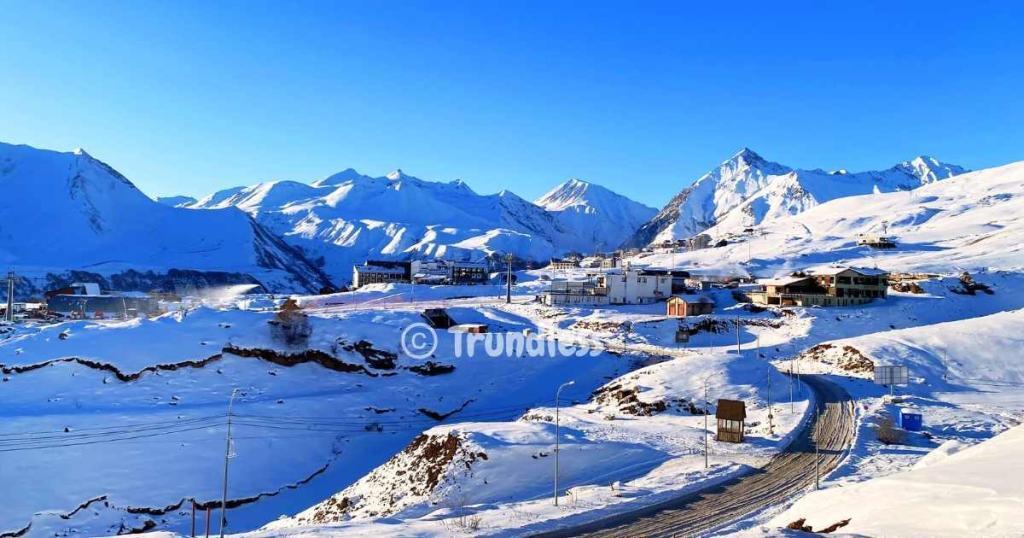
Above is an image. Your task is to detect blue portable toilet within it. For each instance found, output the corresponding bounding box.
[900,409,923,432]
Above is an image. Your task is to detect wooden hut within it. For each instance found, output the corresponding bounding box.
[715,399,746,443]
[666,295,715,317]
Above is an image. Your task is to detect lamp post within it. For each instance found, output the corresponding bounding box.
[703,374,716,468]
[220,388,240,538]
[554,380,575,506]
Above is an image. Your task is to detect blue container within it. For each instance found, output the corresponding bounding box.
[900,410,923,432]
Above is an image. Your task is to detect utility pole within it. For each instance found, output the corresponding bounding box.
[554,380,574,506]
[505,254,513,304]
[5,271,14,323]
[735,317,741,354]
[767,369,774,436]
[220,388,240,538]
[789,361,795,413]
[814,406,820,490]
[703,375,712,468]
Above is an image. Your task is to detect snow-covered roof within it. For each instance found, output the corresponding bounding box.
[760,275,814,286]
[807,265,889,277]
[354,265,405,274]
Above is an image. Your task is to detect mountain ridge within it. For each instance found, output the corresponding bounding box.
[622,149,967,248]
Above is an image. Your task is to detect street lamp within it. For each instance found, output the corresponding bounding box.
[702,374,718,469]
[554,380,575,506]
[220,388,240,538]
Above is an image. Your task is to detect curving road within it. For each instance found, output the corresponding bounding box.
[534,374,855,538]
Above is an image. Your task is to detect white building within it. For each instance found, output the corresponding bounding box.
[596,268,673,304]
[541,280,609,306]
[69,282,102,296]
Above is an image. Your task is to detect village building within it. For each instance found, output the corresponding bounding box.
[666,295,715,317]
[596,268,674,305]
[447,260,489,284]
[685,277,713,291]
[857,233,897,249]
[749,266,889,307]
[635,268,690,293]
[688,233,712,251]
[599,256,622,269]
[353,259,489,288]
[716,399,746,443]
[45,282,160,320]
[352,260,412,288]
[547,258,580,271]
[541,279,610,306]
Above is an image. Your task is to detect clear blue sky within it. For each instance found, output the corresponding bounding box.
[1,1,1021,207]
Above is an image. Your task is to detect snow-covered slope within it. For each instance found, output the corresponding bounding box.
[625,149,966,247]
[767,422,1024,537]
[632,159,1024,276]
[187,170,652,283]
[0,142,331,293]
[535,179,656,252]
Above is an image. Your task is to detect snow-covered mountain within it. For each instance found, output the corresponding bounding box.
[633,159,1024,276]
[185,171,653,282]
[0,142,332,294]
[535,178,657,252]
[153,195,197,207]
[624,149,967,247]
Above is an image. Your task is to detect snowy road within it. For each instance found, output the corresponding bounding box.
[533,374,855,538]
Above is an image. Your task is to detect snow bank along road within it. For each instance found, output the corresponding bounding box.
[535,374,855,538]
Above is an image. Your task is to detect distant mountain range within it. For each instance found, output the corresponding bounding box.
[180,170,655,282]
[0,142,332,295]
[1,140,975,291]
[623,148,966,247]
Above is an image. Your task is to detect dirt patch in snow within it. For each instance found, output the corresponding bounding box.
[591,382,705,417]
[786,517,852,533]
[294,431,488,524]
[223,345,374,375]
[800,343,874,374]
[406,360,456,376]
[418,400,474,421]
[572,320,629,333]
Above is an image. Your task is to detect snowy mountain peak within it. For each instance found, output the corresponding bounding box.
[625,149,965,248]
[386,169,408,181]
[730,147,764,162]
[312,167,371,187]
[896,156,967,184]
[535,178,594,210]
[536,177,657,252]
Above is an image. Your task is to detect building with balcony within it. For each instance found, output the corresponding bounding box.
[749,266,889,307]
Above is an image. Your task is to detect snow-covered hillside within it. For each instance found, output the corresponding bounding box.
[625,149,966,247]
[0,142,332,294]
[633,159,1024,277]
[535,179,657,252]
[765,424,1024,537]
[185,170,653,283]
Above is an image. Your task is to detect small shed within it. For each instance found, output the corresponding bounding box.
[899,409,923,432]
[666,295,715,317]
[715,399,746,443]
[421,308,456,329]
[450,323,488,334]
